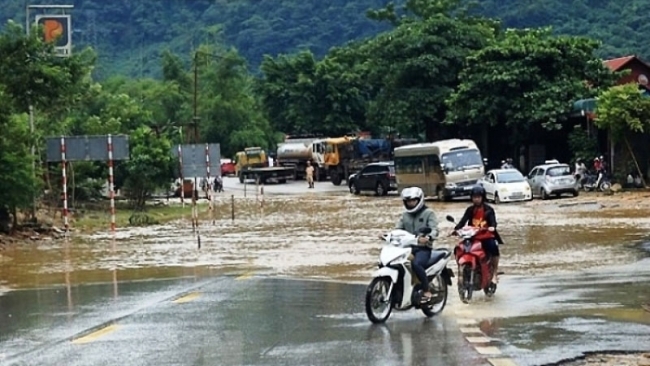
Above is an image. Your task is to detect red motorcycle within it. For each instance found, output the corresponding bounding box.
[445,215,498,303]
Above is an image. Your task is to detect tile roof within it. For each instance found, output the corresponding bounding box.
[603,55,636,71]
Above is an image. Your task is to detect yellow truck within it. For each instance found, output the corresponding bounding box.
[235,147,294,184]
[318,136,392,185]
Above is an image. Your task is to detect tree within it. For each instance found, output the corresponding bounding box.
[0,88,36,232]
[121,126,174,209]
[0,21,95,115]
[594,83,650,183]
[447,28,616,146]
[195,46,276,155]
[257,51,320,135]
[363,13,497,140]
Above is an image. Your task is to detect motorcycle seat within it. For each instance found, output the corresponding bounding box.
[426,249,448,267]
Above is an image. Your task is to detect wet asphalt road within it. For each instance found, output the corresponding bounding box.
[1,276,484,366]
[2,260,650,365]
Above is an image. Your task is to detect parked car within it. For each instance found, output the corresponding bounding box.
[478,169,532,203]
[221,159,236,176]
[526,161,578,199]
[348,161,397,196]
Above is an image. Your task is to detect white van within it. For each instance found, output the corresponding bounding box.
[393,139,484,201]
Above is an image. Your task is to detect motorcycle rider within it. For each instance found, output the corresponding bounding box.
[394,187,439,302]
[451,185,503,286]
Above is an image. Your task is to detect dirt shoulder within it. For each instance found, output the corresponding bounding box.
[558,352,650,366]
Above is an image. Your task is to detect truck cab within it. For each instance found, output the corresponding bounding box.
[235,147,268,182]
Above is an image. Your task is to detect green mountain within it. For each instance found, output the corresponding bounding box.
[2,0,648,78]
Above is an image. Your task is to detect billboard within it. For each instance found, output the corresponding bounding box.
[35,14,71,55]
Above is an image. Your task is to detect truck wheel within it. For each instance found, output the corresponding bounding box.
[279,179,287,184]
[331,173,342,186]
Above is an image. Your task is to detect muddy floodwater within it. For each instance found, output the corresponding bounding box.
[2,191,649,294]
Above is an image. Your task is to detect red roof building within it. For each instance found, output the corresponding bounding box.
[603,55,650,88]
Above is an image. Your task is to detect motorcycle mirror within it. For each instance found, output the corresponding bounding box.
[445,215,455,223]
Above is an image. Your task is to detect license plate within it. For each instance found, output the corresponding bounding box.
[464,186,472,190]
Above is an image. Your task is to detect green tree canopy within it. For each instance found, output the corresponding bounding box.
[594,83,650,142]
[446,27,616,142]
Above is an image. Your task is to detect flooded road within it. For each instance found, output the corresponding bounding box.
[2,189,649,290]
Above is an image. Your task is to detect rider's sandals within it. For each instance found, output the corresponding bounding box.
[420,293,432,303]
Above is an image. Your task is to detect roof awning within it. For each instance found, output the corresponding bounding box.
[571,98,597,117]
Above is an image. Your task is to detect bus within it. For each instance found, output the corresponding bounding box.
[393,139,485,200]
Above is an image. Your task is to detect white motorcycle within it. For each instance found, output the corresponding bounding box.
[365,227,454,323]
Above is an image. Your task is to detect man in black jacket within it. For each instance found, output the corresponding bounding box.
[452,185,503,285]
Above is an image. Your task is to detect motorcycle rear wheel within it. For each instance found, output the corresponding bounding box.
[365,277,393,323]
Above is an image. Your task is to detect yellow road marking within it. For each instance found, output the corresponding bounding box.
[456,318,478,325]
[459,327,483,334]
[475,346,502,355]
[172,292,201,304]
[235,272,254,281]
[466,336,491,343]
[488,358,519,366]
[71,324,120,344]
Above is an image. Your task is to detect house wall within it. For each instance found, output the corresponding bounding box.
[615,59,650,87]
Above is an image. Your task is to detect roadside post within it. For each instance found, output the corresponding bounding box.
[46,135,130,236]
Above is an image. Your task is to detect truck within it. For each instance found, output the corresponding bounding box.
[235,147,295,184]
[319,137,393,186]
[276,137,328,181]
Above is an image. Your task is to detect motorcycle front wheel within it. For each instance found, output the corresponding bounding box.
[365,277,393,323]
[422,274,448,317]
[458,264,473,304]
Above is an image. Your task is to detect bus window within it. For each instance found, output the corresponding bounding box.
[426,154,441,172]
[395,156,424,174]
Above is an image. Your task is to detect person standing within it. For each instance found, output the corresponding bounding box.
[306,161,315,189]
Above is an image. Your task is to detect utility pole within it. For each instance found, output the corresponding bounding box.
[193,51,200,144]
[191,49,224,144]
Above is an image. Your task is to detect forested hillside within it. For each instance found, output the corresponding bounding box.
[1,0,648,78]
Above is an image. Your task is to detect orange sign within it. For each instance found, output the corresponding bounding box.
[35,15,71,49]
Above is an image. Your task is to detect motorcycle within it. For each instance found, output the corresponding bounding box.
[581,172,611,192]
[445,215,498,304]
[364,227,454,324]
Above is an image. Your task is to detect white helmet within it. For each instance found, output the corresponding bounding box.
[400,187,425,214]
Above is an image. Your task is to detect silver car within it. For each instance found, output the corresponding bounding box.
[526,162,578,199]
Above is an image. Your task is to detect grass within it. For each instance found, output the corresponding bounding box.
[67,202,201,233]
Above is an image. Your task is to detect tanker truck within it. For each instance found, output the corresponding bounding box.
[276,139,328,181]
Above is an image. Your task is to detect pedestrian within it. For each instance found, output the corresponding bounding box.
[306,161,315,189]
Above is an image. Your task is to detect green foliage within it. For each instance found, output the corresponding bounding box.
[447,28,616,142]
[121,126,173,209]
[567,125,598,163]
[0,90,36,216]
[594,83,650,142]
[258,10,496,138]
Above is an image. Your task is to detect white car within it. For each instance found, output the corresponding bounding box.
[478,169,532,203]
